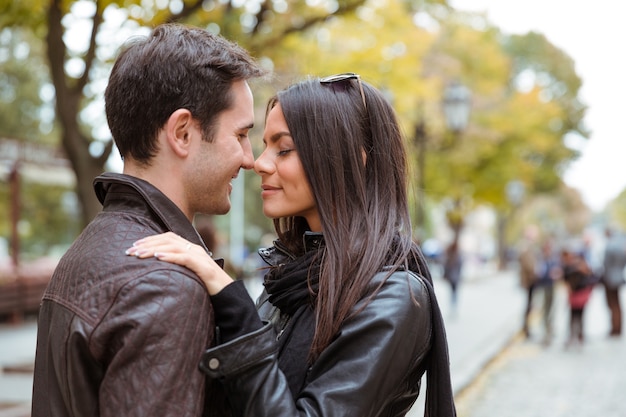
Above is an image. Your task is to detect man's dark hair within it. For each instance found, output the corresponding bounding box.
[105,23,265,163]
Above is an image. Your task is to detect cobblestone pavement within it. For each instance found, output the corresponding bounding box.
[456,285,626,417]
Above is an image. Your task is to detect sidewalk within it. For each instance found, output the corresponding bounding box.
[0,264,526,416]
[408,264,524,415]
[0,319,37,417]
[457,282,626,417]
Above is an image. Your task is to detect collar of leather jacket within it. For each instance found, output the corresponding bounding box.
[258,232,324,267]
[93,172,223,267]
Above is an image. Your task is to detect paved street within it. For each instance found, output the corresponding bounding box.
[456,285,626,417]
[1,263,624,416]
[0,319,36,416]
[408,263,524,416]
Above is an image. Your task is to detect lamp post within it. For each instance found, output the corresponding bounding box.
[499,179,526,269]
[442,81,472,134]
[415,81,471,234]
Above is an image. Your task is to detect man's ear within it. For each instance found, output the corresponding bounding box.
[165,108,194,158]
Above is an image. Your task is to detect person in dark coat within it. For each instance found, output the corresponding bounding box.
[443,240,463,315]
[518,226,539,338]
[602,228,626,337]
[561,248,594,347]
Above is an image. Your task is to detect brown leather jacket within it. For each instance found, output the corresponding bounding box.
[32,173,215,417]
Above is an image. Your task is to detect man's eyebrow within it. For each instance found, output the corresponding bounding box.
[238,122,254,131]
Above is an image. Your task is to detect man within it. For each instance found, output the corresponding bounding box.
[32,24,265,416]
[534,240,561,345]
[602,228,626,337]
[518,227,539,338]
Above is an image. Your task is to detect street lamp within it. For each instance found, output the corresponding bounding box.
[415,81,471,234]
[506,180,525,207]
[442,81,472,134]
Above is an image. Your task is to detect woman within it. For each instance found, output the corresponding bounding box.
[127,74,456,416]
[561,248,594,347]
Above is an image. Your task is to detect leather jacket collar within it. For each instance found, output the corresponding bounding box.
[93,172,216,261]
[258,231,324,267]
[94,172,199,240]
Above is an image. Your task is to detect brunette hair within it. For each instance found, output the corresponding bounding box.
[105,23,264,163]
[267,76,426,359]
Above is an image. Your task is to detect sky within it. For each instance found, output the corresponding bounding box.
[450,0,626,212]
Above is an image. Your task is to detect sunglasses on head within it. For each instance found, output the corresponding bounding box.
[320,72,367,109]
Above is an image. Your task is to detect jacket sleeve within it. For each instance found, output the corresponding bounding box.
[92,268,214,417]
[200,271,432,416]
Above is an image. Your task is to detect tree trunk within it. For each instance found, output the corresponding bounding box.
[46,0,109,226]
[496,211,507,270]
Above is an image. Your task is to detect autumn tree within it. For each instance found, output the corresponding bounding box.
[0,0,452,227]
[413,14,588,263]
[1,0,590,265]
[0,26,75,257]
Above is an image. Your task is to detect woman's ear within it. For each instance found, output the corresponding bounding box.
[165,109,194,158]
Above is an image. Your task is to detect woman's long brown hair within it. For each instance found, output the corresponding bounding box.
[268,77,425,361]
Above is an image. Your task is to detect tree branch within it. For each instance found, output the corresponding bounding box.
[96,138,114,166]
[77,0,104,92]
[46,0,67,100]
[251,0,272,35]
[252,0,366,49]
[166,0,206,23]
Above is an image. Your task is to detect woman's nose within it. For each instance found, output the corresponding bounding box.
[254,149,273,175]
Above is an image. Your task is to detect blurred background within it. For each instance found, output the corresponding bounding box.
[1,0,625,416]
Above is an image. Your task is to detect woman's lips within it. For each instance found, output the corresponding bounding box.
[260,184,280,198]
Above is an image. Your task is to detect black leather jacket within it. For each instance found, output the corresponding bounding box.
[200,233,436,416]
[32,173,215,417]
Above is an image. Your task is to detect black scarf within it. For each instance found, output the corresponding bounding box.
[263,249,321,396]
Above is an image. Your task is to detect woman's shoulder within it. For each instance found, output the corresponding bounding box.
[372,267,429,288]
[368,269,431,312]
[350,269,432,348]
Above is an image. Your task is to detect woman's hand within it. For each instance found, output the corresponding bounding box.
[125,232,233,295]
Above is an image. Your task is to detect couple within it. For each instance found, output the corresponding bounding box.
[32,23,455,417]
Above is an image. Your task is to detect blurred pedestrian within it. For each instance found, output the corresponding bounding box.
[534,240,561,345]
[561,248,594,347]
[443,240,463,316]
[519,227,539,338]
[602,228,626,337]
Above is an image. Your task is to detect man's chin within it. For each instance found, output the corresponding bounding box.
[197,201,231,216]
[215,201,232,215]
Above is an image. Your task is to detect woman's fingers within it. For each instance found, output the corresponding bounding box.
[124,232,233,295]
[126,232,197,256]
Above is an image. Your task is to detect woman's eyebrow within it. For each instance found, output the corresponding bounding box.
[264,131,292,144]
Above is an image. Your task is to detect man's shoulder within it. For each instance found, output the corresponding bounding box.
[45,227,207,321]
